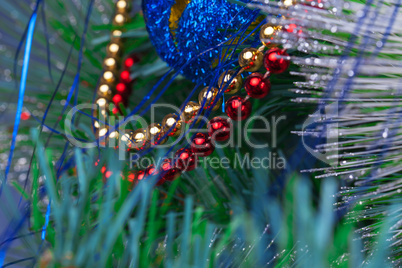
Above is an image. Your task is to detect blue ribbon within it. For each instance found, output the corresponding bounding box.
[4,0,41,184]
[41,203,51,240]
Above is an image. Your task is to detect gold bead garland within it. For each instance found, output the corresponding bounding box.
[94,0,131,140]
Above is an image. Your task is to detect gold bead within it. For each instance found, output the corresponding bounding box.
[282,0,297,8]
[198,87,222,111]
[104,57,118,70]
[112,30,123,37]
[131,129,150,151]
[94,121,100,128]
[162,113,182,137]
[98,128,108,137]
[147,123,168,145]
[182,101,201,123]
[102,71,116,83]
[111,30,123,42]
[97,84,111,98]
[120,130,133,147]
[107,42,122,57]
[260,24,282,47]
[238,48,264,72]
[218,70,243,95]
[96,98,107,107]
[99,84,110,93]
[113,12,128,26]
[116,0,128,10]
[109,131,119,139]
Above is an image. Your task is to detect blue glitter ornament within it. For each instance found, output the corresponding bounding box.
[143,0,260,83]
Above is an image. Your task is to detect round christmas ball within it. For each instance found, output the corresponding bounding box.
[238,48,264,72]
[218,70,243,94]
[264,48,290,74]
[145,165,165,186]
[143,0,259,82]
[160,159,181,181]
[244,73,271,99]
[225,96,252,121]
[146,164,159,176]
[175,148,197,171]
[208,117,231,141]
[190,133,215,157]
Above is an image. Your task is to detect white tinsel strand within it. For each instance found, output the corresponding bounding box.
[254,0,402,262]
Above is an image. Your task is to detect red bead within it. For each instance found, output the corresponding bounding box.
[120,70,131,82]
[190,133,215,157]
[128,170,146,188]
[116,83,126,92]
[208,117,231,141]
[146,165,158,176]
[244,73,271,99]
[137,170,146,181]
[225,96,252,121]
[160,159,181,181]
[264,48,290,74]
[113,94,123,104]
[145,165,165,185]
[128,173,136,182]
[175,148,197,171]
[125,57,135,68]
[286,24,297,33]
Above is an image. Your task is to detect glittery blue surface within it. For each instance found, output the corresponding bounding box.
[143,0,259,83]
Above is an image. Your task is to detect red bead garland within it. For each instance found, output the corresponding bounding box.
[208,117,231,141]
[191,133,215,157]
[175,148,197,171]
[264,48,290,74]
[244,73,271,99]
[225,96,252,121]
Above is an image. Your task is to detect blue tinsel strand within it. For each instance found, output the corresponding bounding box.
[143,0,259,83]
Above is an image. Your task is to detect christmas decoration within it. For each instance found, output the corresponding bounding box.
[0,0,401,267]
[208,116,232,141]
[238,48,265,72]
[263,48,290,74]
[244,72,271,99]
[175,148,197,171]
[190,132,215,157]
[225,96,253,121]
[142,0,259,82]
